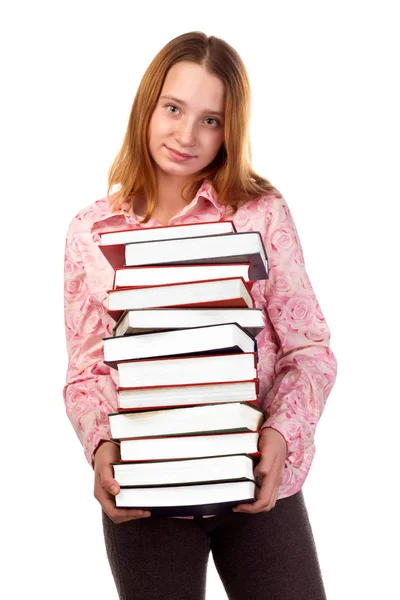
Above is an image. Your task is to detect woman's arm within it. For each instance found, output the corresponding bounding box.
[263,192,336,468]
[258,192,337,496]
[63,217,119,467]
[232,190,337,512]
[64,217,151,522]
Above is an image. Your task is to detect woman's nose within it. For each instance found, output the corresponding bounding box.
[176,119,196,147]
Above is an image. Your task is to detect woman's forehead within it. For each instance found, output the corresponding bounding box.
[161,62,226,111]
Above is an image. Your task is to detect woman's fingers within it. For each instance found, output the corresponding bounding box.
[233,429,287,513]
[95,469,151,523]
[93,441,152,523]
[234,461,281,513]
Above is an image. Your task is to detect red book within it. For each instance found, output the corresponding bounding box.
[107,277,254,322]
[103,322,257,367]
[116,379,260,411]
[100,230,268,281]
[117,399,259,413]
[112,453,260,483]
[112,262,254,289]
[114,479,259,517]
[99,220,237,270]
[108,401,264,440]
[113,307,265,338]
[115,352,258,388]
[118,430,262,462]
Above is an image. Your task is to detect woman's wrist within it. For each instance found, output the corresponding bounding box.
[92,439,120,468]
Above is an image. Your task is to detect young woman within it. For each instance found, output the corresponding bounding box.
[64,31,337,600]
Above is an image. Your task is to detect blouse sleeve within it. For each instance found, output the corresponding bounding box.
[63,219,119,467]
[259,193,337,473]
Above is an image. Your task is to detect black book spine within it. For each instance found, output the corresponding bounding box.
[116,498,256,517]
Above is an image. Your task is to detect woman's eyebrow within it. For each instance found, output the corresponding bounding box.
[160,95,225,118]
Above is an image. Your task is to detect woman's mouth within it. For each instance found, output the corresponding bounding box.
[165,146,195,162]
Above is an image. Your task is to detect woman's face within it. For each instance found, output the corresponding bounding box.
[148,61,226,185]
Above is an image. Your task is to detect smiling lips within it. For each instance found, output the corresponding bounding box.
[166,146,195,160]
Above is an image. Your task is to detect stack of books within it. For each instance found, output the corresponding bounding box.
[99,221,269,517]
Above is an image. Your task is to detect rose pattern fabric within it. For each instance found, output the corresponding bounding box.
[63,179,337,507]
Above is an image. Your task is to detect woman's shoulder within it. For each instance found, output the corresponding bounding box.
[232,187,287,229]
[66,195,113,236]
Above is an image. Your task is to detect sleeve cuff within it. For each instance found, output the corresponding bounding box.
[85,428,120,469]
[261,417,306,469]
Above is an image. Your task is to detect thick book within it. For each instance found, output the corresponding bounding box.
[115,352,258,387]
[115,479,259,516]
[103,322,257,366]
[113,307,265,337]
[107,277,254,321]
[109,401,264,440]
[113,262,252,289]
[100,220,236,251]
[123,231,268,280]
[119,430,261,461]
[117,379,259,411]
[112,453,258,487]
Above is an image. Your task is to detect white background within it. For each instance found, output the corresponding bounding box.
[1,1,399,598]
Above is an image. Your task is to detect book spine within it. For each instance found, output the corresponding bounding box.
[115,498,256,516]
[116,399,260,413]
[117,378,259,392]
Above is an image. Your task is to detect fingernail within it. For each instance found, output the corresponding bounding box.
[110,485,119,494]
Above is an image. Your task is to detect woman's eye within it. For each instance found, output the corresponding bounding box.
[205,117,220,127]
[166,105,220,127]
[166,104,179,114]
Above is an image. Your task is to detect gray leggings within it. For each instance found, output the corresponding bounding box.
[102,490,327,600]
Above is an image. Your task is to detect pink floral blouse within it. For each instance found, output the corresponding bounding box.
[63,179,337,505]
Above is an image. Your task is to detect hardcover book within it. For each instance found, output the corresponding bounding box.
[113,262,252,289]
[100,220,236,246]
[124,231,268,280]
[115,479,260,517]
[117,379,259,411]
[109,401,264,440]
[107,277,254,321]
[115,352,258,387]
[119,430,261,462]
[113,307,265,337]
[112,453,259,487]
[103,322,257,366]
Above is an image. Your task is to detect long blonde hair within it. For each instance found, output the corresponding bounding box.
[108,31,275,221]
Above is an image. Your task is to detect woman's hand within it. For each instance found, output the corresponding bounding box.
[93,441,151,523]
[232,427,287,513]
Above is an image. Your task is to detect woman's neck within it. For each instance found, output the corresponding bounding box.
[154,172,192,210]
[135,174,197,223]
